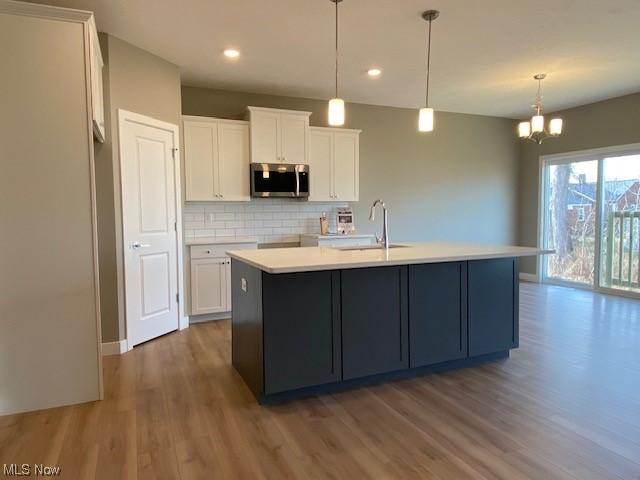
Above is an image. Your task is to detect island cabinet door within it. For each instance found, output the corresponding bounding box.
[262,271,341,394]
[341,266,409,380]
[408,262,468,367]
[468,258,519,356]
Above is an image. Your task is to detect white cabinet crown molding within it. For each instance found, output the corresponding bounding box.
[0,0,93,23]
[247,106,312,117]
[182,114,249,126]
[309,126,362,134]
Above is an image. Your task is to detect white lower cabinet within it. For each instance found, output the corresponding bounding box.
[189,241,257,316]
[190,257,230,315]
[308,127,360,201]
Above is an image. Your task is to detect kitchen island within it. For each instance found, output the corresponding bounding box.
[227,243,549,403]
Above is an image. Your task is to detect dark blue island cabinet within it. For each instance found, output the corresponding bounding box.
[231,257,519,403]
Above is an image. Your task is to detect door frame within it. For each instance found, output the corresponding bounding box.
[117,109,187,350]
[537,142,640,299]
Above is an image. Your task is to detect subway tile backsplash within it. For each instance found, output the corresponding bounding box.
[183,199,349,244]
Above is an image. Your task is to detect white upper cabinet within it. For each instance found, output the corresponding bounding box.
[183,116,250,202]
[308,127,360,202]
[247,107,311,164]
[333,131,359,201]
[184,119,217,200]
[280,113,308,164]
[88,18,105,143]
[217,122,250,201]
[308,129,334,201]
[249,108,280,164]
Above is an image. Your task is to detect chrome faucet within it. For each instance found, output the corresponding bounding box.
[369,199,389,249]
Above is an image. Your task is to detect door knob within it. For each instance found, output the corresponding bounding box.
[130,242,151,249]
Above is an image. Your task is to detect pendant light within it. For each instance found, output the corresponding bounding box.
[328,0,345,126]
[518,74,563,144]
[419,10,439,132]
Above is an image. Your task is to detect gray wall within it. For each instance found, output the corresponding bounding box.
[518,92,640,275]
[95,34,182,342]
[0,11,100,414]
[182,86,520,246]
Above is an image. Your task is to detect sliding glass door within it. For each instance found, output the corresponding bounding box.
[599,154,640,293]
[540,146,640,296]
[542,159,598,286]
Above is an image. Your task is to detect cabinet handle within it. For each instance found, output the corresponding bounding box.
[205,250,211,254]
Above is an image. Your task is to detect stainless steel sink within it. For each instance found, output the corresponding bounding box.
[332,244,409,251]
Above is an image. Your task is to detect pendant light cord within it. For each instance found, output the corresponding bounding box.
[335,0,339,98]
[425,17,432,107]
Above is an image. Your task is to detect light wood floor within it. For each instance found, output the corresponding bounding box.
[1,283,640,479]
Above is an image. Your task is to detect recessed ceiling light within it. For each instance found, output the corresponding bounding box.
[223,48,240,59]
[367,68,382,77]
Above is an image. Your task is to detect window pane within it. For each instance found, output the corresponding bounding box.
[544,160,597,285]
[600,154,640,292]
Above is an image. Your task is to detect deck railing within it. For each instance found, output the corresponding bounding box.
[606,211,640,288]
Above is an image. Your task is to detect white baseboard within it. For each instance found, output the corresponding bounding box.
[102,339,128,356]
[189,312,232,324]
[519,272,539,283]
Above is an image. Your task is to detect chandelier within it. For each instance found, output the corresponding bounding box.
[518,74,562,144]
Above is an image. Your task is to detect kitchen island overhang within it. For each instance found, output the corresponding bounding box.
[228,243,551,404]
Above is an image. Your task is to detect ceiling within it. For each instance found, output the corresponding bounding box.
[37,0,640,118]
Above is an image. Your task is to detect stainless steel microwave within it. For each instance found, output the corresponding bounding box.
[250,163,309,198]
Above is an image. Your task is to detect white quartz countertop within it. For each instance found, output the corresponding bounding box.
[300,233,376,239]
[227,242,552,274]
[185,236,258,246]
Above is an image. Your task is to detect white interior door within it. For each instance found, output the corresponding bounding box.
[120,112,180,346]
